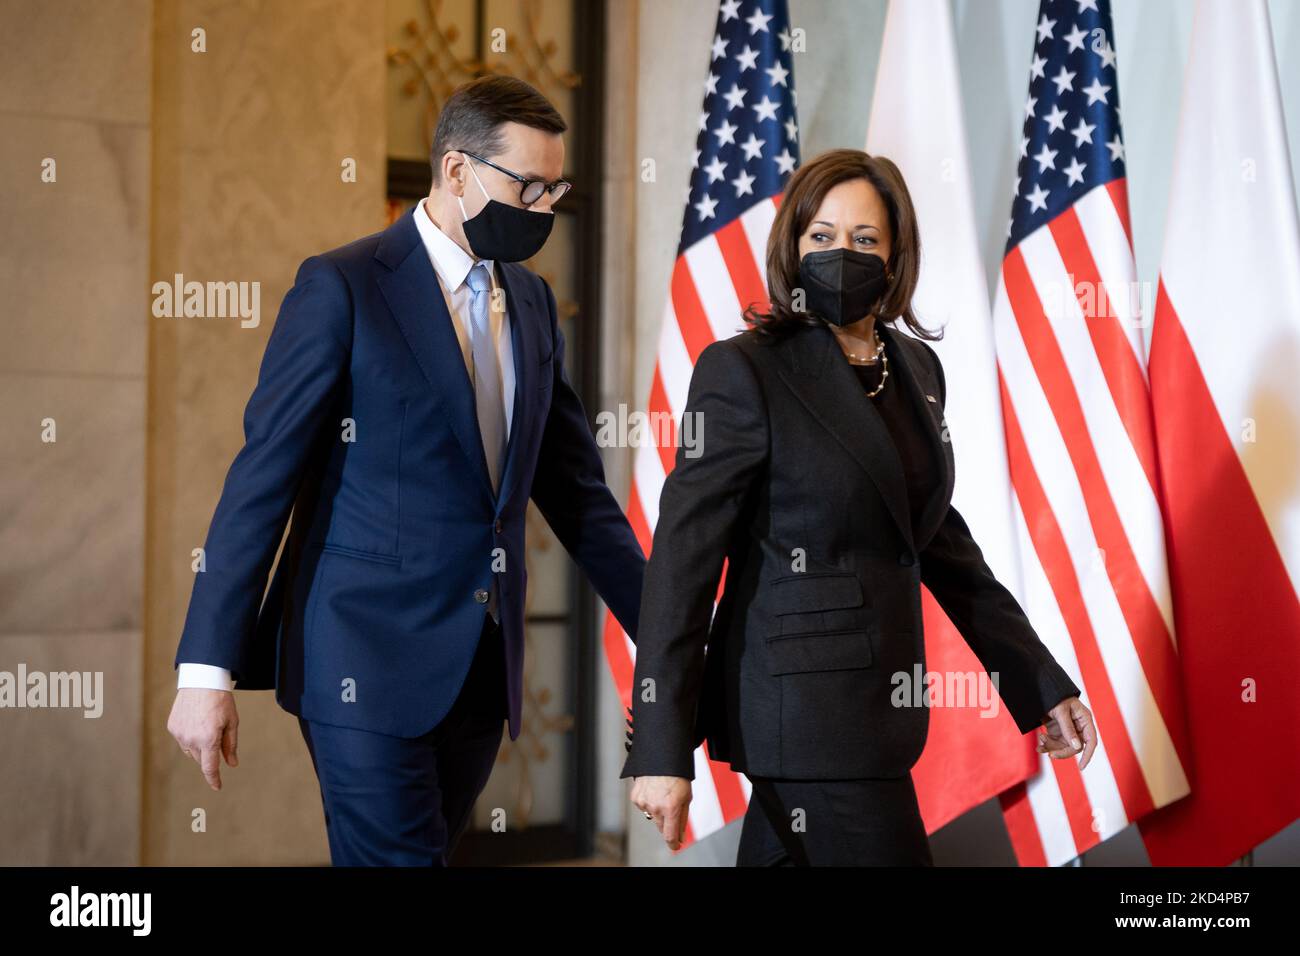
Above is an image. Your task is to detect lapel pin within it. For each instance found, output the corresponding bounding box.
[925,394,937,403]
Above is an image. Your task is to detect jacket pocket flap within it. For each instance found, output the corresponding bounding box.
[770,573,864,613]
[764,629,873,675]
[316,541,402,567]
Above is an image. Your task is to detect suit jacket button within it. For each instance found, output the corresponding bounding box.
[494,518,503,534]
[899,552,915,566]
[474,588,490,603]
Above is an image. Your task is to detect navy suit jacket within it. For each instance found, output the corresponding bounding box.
[175,210,646,740]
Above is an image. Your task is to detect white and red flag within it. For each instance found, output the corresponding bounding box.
[1139,0,1300,866]
[865,0,1043,834]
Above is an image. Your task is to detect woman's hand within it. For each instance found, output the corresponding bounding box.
[630,776,693,851]
[1036,697,1096,770]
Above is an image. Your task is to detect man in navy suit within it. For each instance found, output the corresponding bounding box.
[167,76,645,865]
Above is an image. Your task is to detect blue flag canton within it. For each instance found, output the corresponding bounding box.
[1007,0,1128,253]
[679,0,801,255]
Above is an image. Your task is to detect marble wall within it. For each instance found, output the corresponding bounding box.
[146,0,386,865]
[0,0,152,866]
[0,0,385,865]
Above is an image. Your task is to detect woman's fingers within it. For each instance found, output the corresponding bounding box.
[1074,707,1098,771]
[1037,699,1100,768]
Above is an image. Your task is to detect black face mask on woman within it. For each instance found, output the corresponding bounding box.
[797,248,890,327]
[457,158,554,262]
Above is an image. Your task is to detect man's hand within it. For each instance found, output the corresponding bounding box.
[630,776,692,851]
[168,688,239,790]
[1037,696,1096,770]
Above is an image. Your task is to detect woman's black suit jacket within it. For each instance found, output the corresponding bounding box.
[620,318,1081,781]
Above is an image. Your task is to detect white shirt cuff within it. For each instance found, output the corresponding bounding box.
[177,663,234,692]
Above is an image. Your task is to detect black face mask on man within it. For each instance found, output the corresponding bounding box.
[797,248,891,327]
[457,157,554,262]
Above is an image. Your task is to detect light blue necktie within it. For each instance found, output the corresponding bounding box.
[466,262,505,622]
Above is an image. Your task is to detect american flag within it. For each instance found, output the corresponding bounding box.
[601,0,800,850]
[990,0,1191,865]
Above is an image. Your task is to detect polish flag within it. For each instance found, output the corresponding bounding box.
[1139,0,1300,865]
[866,0,1039,831]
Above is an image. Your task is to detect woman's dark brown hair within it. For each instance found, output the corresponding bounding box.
[744,148,941,341]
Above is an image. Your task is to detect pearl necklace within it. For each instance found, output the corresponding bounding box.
[842,334,889,397]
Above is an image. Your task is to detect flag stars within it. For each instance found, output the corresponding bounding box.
[1026,183,1050,212]
[1005,0,1125,247]
[679,10,800,251]
[1063,156,1088,186]
[1033,142,1059,172]
[1083,76,1112,105]
[1097,39,1118,70]
[722,83,747,111]
[693,193,719,222]
[731,169,757,198]
[739,132,766,161]
[745,8,773,34]
[752,95,779,122]
[712,118,738,147]
[1044,103,1069,133]
[1070,116,1096,147]
[681,8,805,242]
[1051,65,1077,95]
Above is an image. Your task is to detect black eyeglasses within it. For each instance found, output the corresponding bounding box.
[452,149,571,206]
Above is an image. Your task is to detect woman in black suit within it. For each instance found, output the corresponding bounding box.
[620,149,1096,865]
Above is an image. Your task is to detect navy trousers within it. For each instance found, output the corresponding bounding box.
[298,614,507,866]
[735,773,934,866]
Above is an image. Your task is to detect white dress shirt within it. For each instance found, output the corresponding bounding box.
[178,199,515,691]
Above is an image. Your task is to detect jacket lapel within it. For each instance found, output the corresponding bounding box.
[494,261,540,509]
[375,212,495,503]
[775,321,953,553]
[877,322,955,550]
[374,211,543,511]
